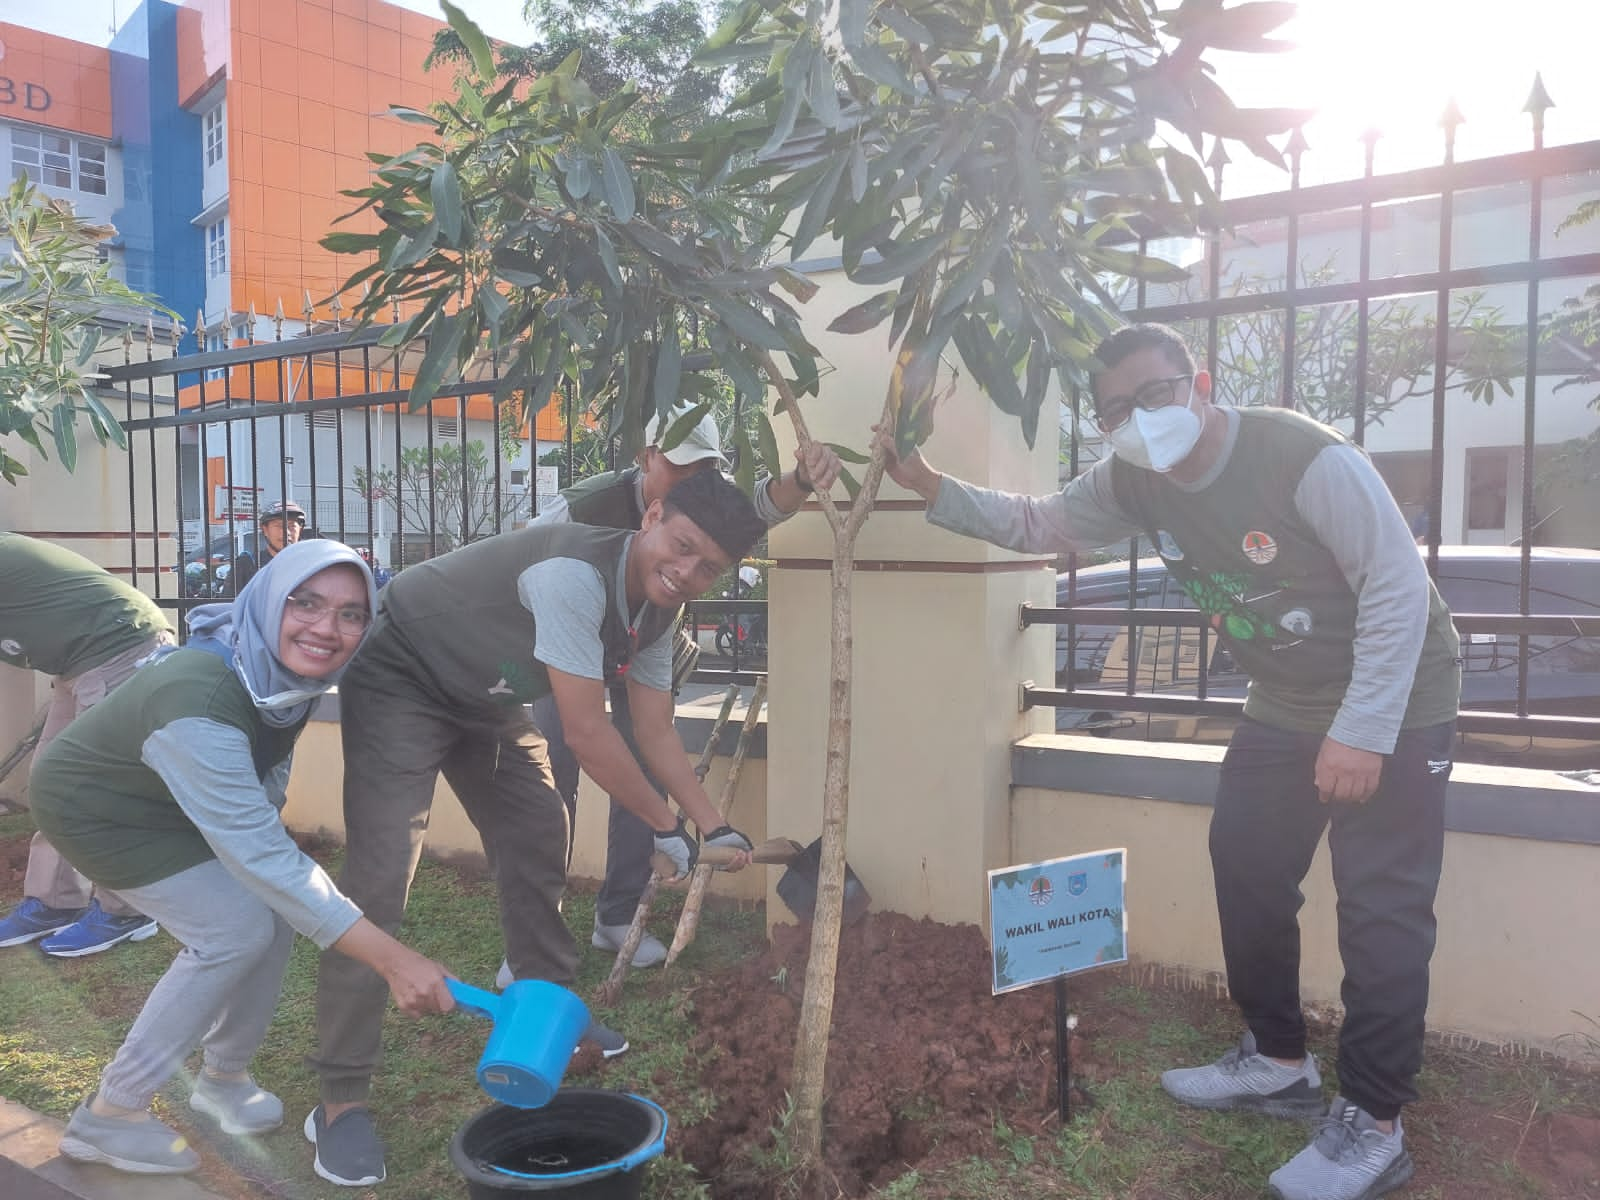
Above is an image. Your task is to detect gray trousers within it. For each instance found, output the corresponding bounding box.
[96,859,295,1110]
[530,688,656,927]
[310,645,574,1105]
[23,635,172,917]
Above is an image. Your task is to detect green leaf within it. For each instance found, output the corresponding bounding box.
[565,156,594,200]
[851,232,949,286]
[757,85,803,162]
[593,227,622,289]
[322,231,378,254]
[848,141,868,202]
[792,153,847,259]
[430,161,463,244]
[653,324,683,415]
[704,295,789,352]
[51,402,77,473]
[599,148,636,223]
[824,441,869,465]
[440,0,496,81]
[407,311,467,409]
[808,45,841,128]
[755,410,783,479]
[876,6,935,44]
[827,290,898,334]
[387,105,440,127]
[837,465,861,501]
[732,418,756,497]
[657,400,713,452]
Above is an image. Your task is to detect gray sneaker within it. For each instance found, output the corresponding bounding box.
[304,1105,385,1187]
[592,921,667,968]
[59,1099,200,1174]
[1161,1032,1324,1118]
[1268,1096,1413,1200]
[190,1072,283,1134]
[584,1019,630,1059]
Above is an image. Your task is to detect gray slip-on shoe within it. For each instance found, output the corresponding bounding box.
[190,1072,284,1135]
[59,1099,201,1175]
[591,921,667,968]
[304,1104,386,1187]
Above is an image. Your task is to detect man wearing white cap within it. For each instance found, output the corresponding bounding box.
[513,404,839,978]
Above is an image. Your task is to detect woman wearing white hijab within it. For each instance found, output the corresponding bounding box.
[30,540,455,1175]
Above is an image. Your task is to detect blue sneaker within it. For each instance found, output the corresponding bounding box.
[0,897,86,947]
[38,899,159,958]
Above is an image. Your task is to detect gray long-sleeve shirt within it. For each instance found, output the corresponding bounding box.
[141,720,362,948]
[926,408,1437,753]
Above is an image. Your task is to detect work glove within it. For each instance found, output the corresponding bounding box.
[703,825,754,857]
[653,817,698,879]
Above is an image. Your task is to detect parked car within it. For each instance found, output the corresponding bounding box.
[1051,546,1600,769]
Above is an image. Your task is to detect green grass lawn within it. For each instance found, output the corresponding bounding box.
[2,809,1597,1200]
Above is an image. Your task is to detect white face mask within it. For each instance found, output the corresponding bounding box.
[1107,378,1203,473]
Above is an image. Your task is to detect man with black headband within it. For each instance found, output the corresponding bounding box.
[305,470,764,1189]
[525,401,840,974]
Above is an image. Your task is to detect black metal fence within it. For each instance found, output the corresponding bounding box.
[1025,118,1600,757]
[101,319,767,684]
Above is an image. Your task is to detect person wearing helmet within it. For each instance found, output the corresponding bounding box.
[233,501,307,592]
[519,403,839,975]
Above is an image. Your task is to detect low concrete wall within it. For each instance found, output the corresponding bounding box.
[279,699,770,904]
[1011,734,1600,1057]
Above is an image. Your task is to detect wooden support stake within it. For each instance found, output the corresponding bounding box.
[595,685,739,1007]
[664,677,768,968]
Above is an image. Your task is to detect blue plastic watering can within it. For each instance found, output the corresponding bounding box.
[446,978,591,1109]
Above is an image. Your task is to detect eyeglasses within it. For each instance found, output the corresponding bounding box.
[1094,374,1193,433]
[285,592,371,636]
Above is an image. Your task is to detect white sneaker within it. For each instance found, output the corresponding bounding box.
[1161,1031,1324,1118]
[591,921,666,968]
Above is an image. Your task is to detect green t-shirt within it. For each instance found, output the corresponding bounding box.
[0,533,171,677]
[30,648,302,890]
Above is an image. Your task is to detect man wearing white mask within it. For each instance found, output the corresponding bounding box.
[876,323,1460,1200]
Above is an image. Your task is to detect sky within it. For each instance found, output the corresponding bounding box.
[7,0,1598,191]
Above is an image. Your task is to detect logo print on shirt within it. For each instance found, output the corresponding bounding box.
[1427,758,1452,775]
[1241,530,1277,565]
[1155,530,1184,561]
[1281,608,1314,636]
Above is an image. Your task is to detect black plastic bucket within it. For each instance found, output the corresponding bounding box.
[449,1090,668,1199]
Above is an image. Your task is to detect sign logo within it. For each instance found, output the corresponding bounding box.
[1066,871,1088,897]
[1155,530,1184,561]
[1028,877,1054,907]
[1241,530,1277,565]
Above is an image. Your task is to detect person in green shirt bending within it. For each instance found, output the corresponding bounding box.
[876,323,1460,1200]
[29,540,456,1176]
[0,533,172,957]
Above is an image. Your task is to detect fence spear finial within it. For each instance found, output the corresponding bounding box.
[1206,138,1230,194]
[1523,73,1554,147]
[329,292,344,330]
[247,301,258,345]
[1285,125,1309,187]
[303,289,316,327]
[196,308,208,353]
[272,298,286,342]
[1439,97,1465,160]
[1359,125,1381,174]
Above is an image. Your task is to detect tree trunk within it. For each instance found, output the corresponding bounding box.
[758,350,894,1169]
[787,532,856,1164]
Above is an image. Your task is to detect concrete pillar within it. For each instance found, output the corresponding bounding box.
[763,264,1059,929]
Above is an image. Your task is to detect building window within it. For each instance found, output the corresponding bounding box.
[509,468,528,487]
[204,329,227,382]
[433,417,459,440]
[11,128,107,195]
[305,411,339,431]
[203,101,227,168]
[206,218,228,278]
